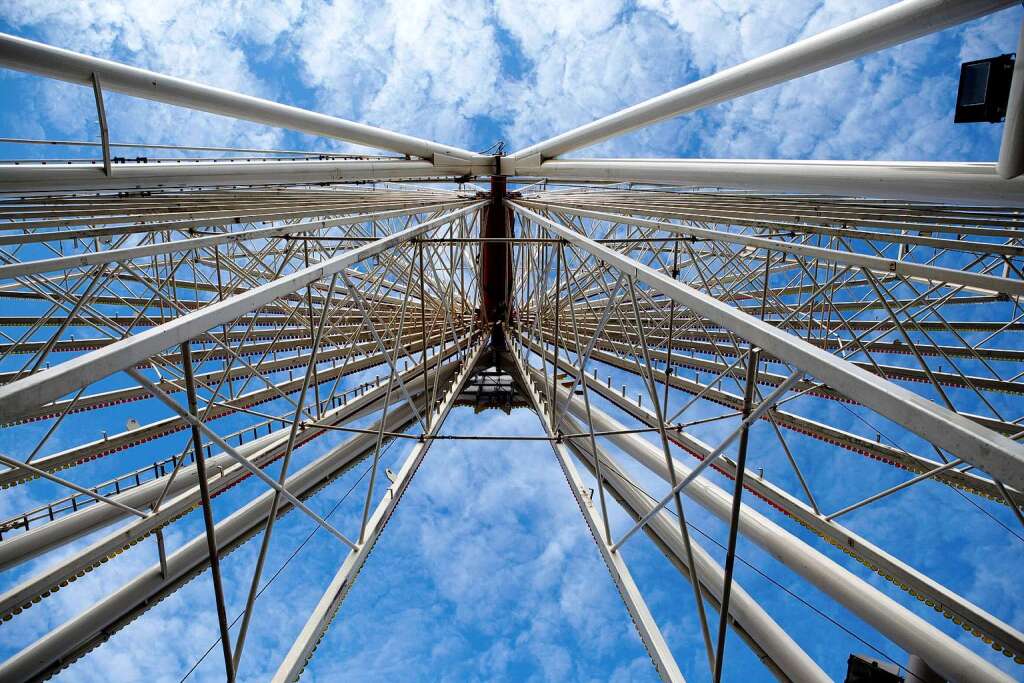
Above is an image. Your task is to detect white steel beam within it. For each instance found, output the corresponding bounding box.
[997,20,1024,180]
[521,200,1024,298]
[553,380,1013,683]
[508,0,1016,160]
[533,340,1024,662]
[272,344,482,682]
[510,202,1024,491]
[508,159,1024,206]
[0,33,488,162]
[0,400,425,683]
[510,346,687,683]
[0,157,490,193]
[558,414,829,683]
[0,199,473,280]
[0,358,463,628]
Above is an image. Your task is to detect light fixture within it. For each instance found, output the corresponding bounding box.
[954,53,1015,123]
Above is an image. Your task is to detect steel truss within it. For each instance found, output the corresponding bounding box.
[0,1,1022,681]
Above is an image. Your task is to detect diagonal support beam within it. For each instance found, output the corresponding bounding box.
[0,399,428,683]
[559,413,829,683]
[272,343,483,682]
[549,378,1014,683]
[509,202,1024,491]
[510,344,686,683]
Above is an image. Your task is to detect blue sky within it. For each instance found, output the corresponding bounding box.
[0,2,1023,682]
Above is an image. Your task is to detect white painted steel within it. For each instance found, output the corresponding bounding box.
[0,157,489,193]
[509,0,1016,160]
[521,200,1024,297]
[509,159,1024,206]
[0,33,488,161]
[557,385,1014,683]
[1,3,1022,677]
[0,401,425,683]
[273,345,482,682]
[997,21,1024,180]
[559,414,830,683]
[511,202,1024,491]
[510,347,687,683]
[0,200,473,279]
[551,341,1024,660]
[127,366,361,550]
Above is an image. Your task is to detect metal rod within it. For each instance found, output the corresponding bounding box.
[713,348,760,682]
[510,203,1024,491]
[0,452,147,519]
[231,272,340,672]
[90,73,111,177]
[610,368,804,553]
[826,459,965,521]
[125,366,360,550]
[627,275,717,673]
[181,342,235,682]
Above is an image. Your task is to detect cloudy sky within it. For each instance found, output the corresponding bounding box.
[0,0,1020,161]
[0,2,1022,682]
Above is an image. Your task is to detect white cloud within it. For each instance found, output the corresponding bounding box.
[3,0,1017,160]
[287,0,506,152]
[1,0,300,149]
[584,1,1018,161]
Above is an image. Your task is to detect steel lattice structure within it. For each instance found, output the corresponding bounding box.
[0,1,1023,681]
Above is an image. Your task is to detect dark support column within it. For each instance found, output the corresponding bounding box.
[181,342,235,682]
[714,347,761,682]
[479,174,513,331]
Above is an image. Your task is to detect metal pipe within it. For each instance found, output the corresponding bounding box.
[0,157,491,193]
[560,415,829,683]
[0,135,373,157]
[181,342,235,682]
[0,361,459,623]
[90,73,111,177]
[509,0,1016,160]
[611,367,803,552]
[997,20,1024,179]
[272,345,482,682]
[825,459,964,521]
[0,401,423,683]
[0,32,487,161]
[231,271,340,671]
[527,335,1024,660]
[509,348,686,683]
[520,200,1024,298]
[0,453,146,520]
[0,199,473,280]
[558,388,1013,683]
[713,349,759,682]
[510,159,1024,206]
[127,366,361,550]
